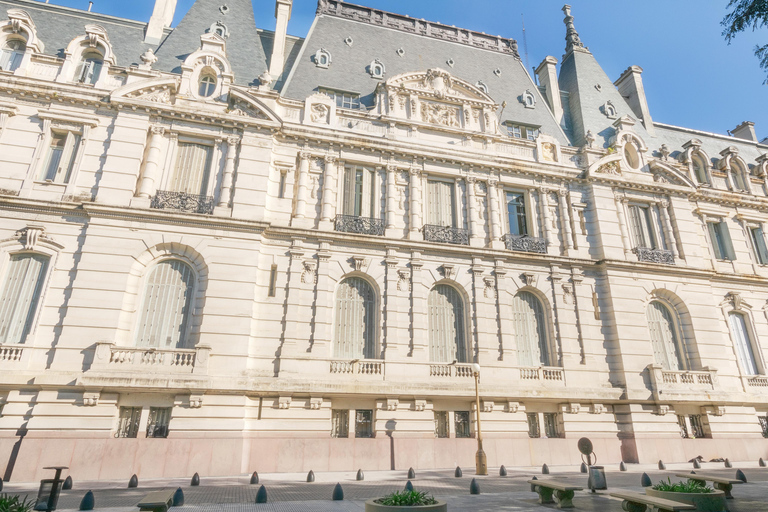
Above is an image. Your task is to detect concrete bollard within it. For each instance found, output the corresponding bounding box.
[172,488,184,507]
[128,475,139,488]
[580,462,588,473]
[724,459,732,468]
[332,483,344,501]
[499,465,507,477]
[63,476,73,490]
[454,467,462,478]
[407,467,416,479]
[469,478,480,495]
[658,460,666,470]
[620,462,627,472]
[191,473,200,487]
[735,469,747,483]
[307,470,315,483]
[530,475,538,492]
[79,491,94,511]
[542,464,550,475]
[693,459,701,469]
[760,458,767,467]
[250,472,259,485]
[404,481,414,492]
[641,473,652,487]
[356,469,364,481]
[255,485,267,504]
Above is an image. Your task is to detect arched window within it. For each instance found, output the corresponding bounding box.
[135,260,195,348]
[0,39,25,72]
[198,74,217,97]
[333,277,377,359]
[732,161,750,192]
[0,253,49,344]
[428,284,467,363]
[624,141,641,170]
[646,301,686,371]
[76,50,103,84]
[692,154,709,185]
[512,291,550,367]
[729,312,760,375]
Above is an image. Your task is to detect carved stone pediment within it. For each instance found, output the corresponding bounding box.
[111,77,179,106]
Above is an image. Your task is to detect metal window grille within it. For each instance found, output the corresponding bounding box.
[527,413,540,438]
[543,413,560,438]
[454,411,471,438]
[434,411,449,438]
[268,265,278,297]
[0,254,49,345]
[116,406,142,438]
[331,409,348,438]
[759,416,768,438]
[355,409,374,438]
[677,415,689,439]
[146,407,172,438]
[689,415,705,439]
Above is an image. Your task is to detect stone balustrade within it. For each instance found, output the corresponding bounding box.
[519,366,565,383]
[746,375,768,388]
[0,344,24,363]
[647,364,717,399]
[91,341,210,375]
[329,359,384,376]
[429,363,474,378]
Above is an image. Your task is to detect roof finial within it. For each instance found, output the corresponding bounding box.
[562,5,585,54]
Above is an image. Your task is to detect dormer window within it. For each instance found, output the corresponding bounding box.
[198,73,217,98]
[521,90,536,109]
[0,39,25,72]
[692,153,710,185]
[314,48,332,69]
[319,88,360,109]
[76,51,103,85]
[505,123,539,141]
[476,81,488,94]
[732,160,750,192]
[369,59,385,79]
[602,101,617,119]
[624,141,641,169]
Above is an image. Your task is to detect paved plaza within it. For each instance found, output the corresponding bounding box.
[4,463,768,512]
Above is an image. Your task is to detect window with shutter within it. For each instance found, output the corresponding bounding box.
[628,205,658,249]
[135,260,195,349]
[692,154,709,185]
[428,284,467,363]
[342,166,376,218]
[707,221,735,261]
[0,39,25,72]
[0,254,49,345]
[511,291,550,367]
[749,227,768,265]
[646,301,686,371]
[506,191,528,236]
[729,312,760,375]
[170,143,214,196]
[427,180,456,227]
[41,132,81,184]
[76,52,103,85]
[333,277,377,359]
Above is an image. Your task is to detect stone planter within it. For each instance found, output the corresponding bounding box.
[645,489,727,512]
[364,499,448,512]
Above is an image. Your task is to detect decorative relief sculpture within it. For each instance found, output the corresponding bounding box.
[541,142,557,162]
[596,161,620,175]
[301,260,317,284]
[310,103,330,123]
[15,225,49,250]
[483,276,496,299]
[420,102,460,127]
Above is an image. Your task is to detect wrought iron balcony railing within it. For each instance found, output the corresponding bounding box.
[151,190,215,215]
[423,224,469,245]
[335,215,386,236]
[633,246,675,265]
[503,234,548,254]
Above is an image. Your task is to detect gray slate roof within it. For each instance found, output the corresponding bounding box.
[281,12,568,145]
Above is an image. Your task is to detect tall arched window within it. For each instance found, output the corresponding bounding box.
[732,161,750,192]
[0,39,25,72]
[0,254,49,344]
[512,291,550,367]
[135,260,195,349]
[692,154,709,186]
[729,312,760,375]
[428,284,467,363]
[647,301,686,371]
[76,50,104,84]
[333,277,377,359]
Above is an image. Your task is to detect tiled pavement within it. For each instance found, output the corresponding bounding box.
[4,464,768,511]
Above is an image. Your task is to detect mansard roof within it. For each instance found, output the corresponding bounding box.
[281,0,568,144]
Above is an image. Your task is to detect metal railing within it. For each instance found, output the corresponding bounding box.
[151,190,215,214]
[423,225,469,245]
[503,234,548,254]
[633,247,675,265]
[334,215,386,236]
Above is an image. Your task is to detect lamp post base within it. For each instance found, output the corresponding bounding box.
[475,448,488,476]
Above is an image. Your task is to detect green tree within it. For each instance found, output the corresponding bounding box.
[721,0,768,82]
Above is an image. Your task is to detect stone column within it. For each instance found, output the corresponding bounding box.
[538,187,553,250]
[558,189,573,254]
[409,169,422,240]
[217,136,239,207]
[488,180,502,245]
[658,199,679,260]
[313,244,333,357]
[293,152,311,220]
[410,252,427,359]
[279,240,307,375]
[494,260,515,365]
[386,164,397,230]
[614,195,632,257]
[384,250,401,359]
[472,262,495,366]
[138,125,165,198]
[466,176,479,244]
[320,155,336,223]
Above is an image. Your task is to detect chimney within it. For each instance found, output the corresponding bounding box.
[535,56,563,125]
[614,65,654,135]
[145,0,177,45]
[731,121,757,142]
[268,0,293,80]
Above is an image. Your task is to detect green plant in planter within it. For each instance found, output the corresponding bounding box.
[0,494,35,512]
[652,478,715,494]
[375,491,438,507]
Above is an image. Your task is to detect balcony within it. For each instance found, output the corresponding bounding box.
[91,342,210,375]
[746,375,768,388]
[335,215,386,236]
[423,225,469,245]
[519,366,565,382]
[0,344,24,363]
[633,246,675,265]
[151,190,215,215]
[647,364,717,400]
[429,363,474,378]
[503,234,548,254]
[330,359,383,376]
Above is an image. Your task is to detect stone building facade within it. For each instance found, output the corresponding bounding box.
[0,0,767,481]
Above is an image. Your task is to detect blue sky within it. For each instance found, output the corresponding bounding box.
[42,0,767,140]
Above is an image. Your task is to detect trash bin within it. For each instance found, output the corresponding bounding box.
[587,465,607,491]
[34,480,61,512]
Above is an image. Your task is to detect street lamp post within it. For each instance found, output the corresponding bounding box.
[472,363,488,475]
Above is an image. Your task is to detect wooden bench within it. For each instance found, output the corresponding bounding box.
[673,472,743,499]
[527,479,583,509]
[610,490,695,512]
[137,490,175,512]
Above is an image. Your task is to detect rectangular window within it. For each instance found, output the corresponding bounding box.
[268,265,278,297]
[505,124,539,140]
[677,415,689,439]
[146,407,171,438]
[527,413,540,438]
[759,416,768,438]
[506,191,528,236]
[689,414,705,439]
[116,406,142,438]
[355,409,374,438]
[434,411,449,438]
[427,180,456,227]
[41,132,81,184]
[342,166,376,218]
[543,413,560,438]
[170,142,214,196]
[454,411,471,438]
[278,170,287,199]
[707,221,735,261]
[331,409,349,438]
[750,227,768,265]
[628,204,658,249]
[319,88,361,109]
